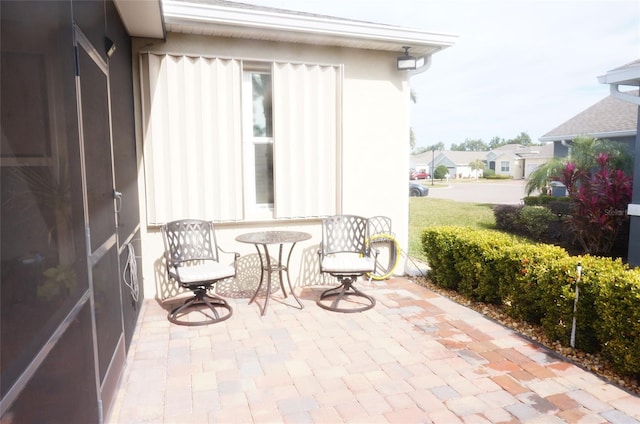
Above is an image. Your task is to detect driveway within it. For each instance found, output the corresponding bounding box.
[426,179,527,205]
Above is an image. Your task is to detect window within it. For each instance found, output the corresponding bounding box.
[243,69,274,218]
[140,54,340,223]
[500,161,510,173]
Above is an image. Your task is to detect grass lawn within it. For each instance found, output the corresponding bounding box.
[409,197,496,262]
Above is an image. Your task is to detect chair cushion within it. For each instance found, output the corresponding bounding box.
[321,255,375,274]
[173,262,235,284]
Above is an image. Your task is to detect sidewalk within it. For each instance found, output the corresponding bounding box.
[108,277,640,423]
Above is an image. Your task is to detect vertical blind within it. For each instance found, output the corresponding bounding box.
[140,53,339,223]
[140,53,243,223]
[272,62,339,219]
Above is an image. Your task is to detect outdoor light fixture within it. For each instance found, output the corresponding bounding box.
[105,36,116,57]
[397,46,417,71]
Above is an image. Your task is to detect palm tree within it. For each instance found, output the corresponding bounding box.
[525,136,633,195]
[469,158,485,180]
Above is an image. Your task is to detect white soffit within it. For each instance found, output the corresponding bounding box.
[114,0,165,39]
[598,62,640,86]
[162,0,457,55]
[598,60,640,105]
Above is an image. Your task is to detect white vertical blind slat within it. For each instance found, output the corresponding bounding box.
[140,53,243,223]
[273,63,338,219]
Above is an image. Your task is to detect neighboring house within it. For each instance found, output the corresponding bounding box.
[409,149,442,176]
[411,150,488,179]
[597,59,640,267]
[514,143,554,178]
[434,150,487,179]
[539,88,638,157]
[410,143,552,180]
[0,0,456,421]
[486,143,554,179]
[485,144,523,179]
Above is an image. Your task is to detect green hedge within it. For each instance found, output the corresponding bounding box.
[421,226,640,378]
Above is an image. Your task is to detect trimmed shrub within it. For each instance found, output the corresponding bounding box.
[420,226,640,377]
[536,255,603,352]
[485,173,513,180]
[595,266,640,377]
[496,243,569,324]
[546,199,572,217]
[450,229,515,303]
[421,226,464,290]
[517,206,556,240]
[493,204,522,232]
[523,194,555,206]
[434,165,449,180]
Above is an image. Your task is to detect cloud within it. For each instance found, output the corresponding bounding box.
[244,0,640,146]
[409,0,640,146]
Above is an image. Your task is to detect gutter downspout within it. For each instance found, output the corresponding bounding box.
[408,54,433,76]
[599,78,640,105]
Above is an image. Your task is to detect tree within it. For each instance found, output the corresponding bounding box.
[450,138,489,151]
[525,136,633,256]
[469,158,486,179]
[556,154,632,255]
[525,136,633,195]
[434,165,449,180]
[413,142,445,155]
[509,132,533,146]
[488,132,536,150]
[489,136,506,149]
[426,142,445,152]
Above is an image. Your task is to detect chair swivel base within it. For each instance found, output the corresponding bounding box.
[316,277,375,313]
[168,288,232,326]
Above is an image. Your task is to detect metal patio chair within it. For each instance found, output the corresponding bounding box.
[161,219,238,325]
[317,215,379,312]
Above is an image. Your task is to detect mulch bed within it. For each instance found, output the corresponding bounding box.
[413,275,640,397]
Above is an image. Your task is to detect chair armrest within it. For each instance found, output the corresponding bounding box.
[218,246,240,267]
[317,246,325,272]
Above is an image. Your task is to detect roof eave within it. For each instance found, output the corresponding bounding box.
[540,129,637,143]
[162,0,457,55]
[113,0,166,39]
[598,61,640,106]
[597,66,640,86]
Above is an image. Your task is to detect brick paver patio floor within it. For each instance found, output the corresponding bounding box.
[108,277,640,423]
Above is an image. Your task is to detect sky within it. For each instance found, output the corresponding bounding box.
[241,0,639,150]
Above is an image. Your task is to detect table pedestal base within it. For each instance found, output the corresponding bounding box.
[249,242,304,316]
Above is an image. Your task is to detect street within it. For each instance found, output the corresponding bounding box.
[425,179,528,205]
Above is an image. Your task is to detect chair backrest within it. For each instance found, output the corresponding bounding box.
[161,219,219,264]
[321,215,370,256]
[368,216,392,237]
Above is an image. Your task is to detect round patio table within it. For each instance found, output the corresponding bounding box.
[235,231,311,316]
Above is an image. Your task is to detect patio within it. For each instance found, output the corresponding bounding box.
[107,277,640,423]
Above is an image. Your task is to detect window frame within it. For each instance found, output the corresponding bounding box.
[140,54,341,224]
[242,64,274,220]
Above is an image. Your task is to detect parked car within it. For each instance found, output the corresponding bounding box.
[411,170,429,180]
[409,182,429,197]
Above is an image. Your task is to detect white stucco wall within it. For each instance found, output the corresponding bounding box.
[132,33,411,300]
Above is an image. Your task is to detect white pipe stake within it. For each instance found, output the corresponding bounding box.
[570,263,582,348]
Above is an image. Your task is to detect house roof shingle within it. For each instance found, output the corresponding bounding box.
[540,90,638,142]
